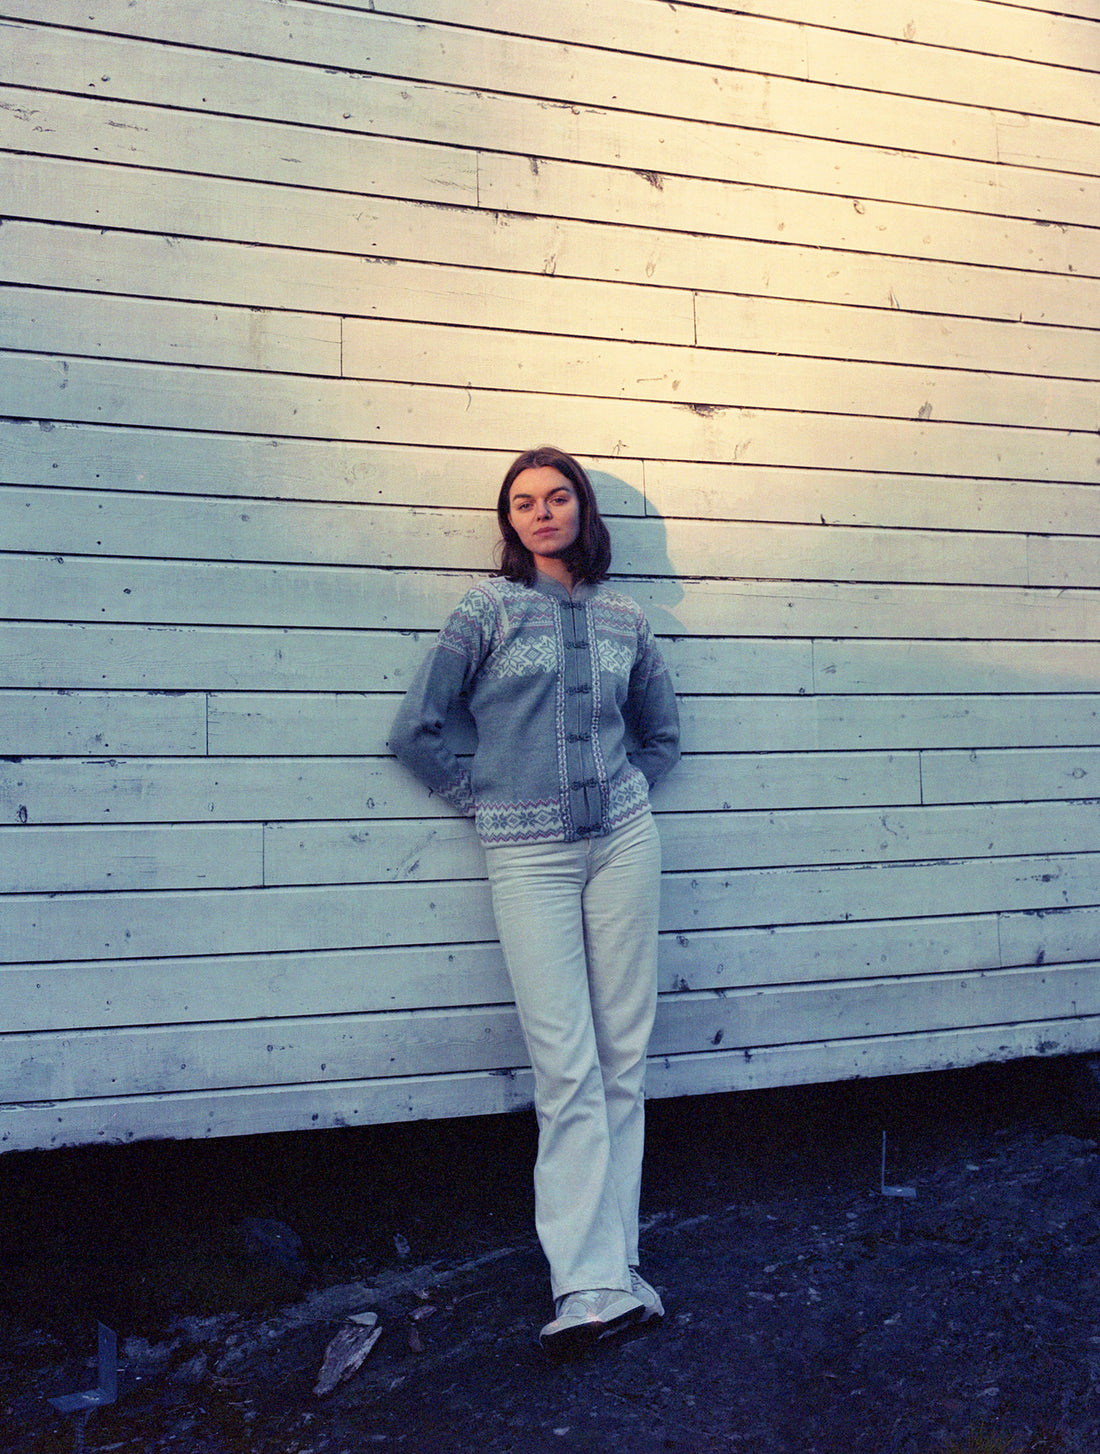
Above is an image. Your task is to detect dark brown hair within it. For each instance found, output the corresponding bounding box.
[495,446,612,587]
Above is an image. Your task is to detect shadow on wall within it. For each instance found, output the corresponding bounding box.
[589,466,685,636]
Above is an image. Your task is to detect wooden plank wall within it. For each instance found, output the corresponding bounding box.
[2,0,1099,1152]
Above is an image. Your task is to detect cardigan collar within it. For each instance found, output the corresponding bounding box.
[531,571,597,604]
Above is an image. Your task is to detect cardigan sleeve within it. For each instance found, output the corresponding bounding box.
[625,616,681,789]
[387,589,495,815]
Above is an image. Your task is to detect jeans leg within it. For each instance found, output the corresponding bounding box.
[583,811,662,1266]
[484,837,631,1300]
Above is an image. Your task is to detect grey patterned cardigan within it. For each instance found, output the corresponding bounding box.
[388,572,680,846]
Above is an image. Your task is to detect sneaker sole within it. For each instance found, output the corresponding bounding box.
[540,1304,643,1363]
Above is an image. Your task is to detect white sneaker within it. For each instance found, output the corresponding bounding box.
[629,1267,665,1322]
[539,1286,644,1360]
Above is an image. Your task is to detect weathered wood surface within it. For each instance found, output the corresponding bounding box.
[8,157,1100,331]
[2,1,1098,1153]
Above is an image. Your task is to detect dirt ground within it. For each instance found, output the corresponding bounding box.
[2,1055,1099,1454]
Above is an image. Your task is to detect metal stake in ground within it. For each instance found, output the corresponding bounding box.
[49,1322,117,1453]
[880,1131,916,1199]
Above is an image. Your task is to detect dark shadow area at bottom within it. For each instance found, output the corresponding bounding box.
[2,1055,1099,1453]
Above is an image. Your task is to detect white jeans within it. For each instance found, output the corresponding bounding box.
[484,810,662,1300]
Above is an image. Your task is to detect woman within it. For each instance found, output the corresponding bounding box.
[389,446,680,1359]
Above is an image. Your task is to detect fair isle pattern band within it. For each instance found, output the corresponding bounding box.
[484,630,558,679]
[476,797,569,845]
[476,790,649,845]
[596,635,635,680]
[607,769,651,829]
[436,583,502,665]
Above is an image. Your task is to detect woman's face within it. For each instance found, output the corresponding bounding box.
[507,466,581,568]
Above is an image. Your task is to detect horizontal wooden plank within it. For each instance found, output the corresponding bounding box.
[6,851,1099,963]
[5,356,1097,483]
[0,85,478,206]
[9,615,1100,707]
[0,1,792,125]
[264,798,1100,889]
[209,691,451,757]
[0,756,435,826]
[478,152,1100,279]
[0,944,517,1032]
[0,1066,538,1149]
[635,519,1032,589]
[264,816,483,887]
[8,228,694,347]
[0,911,1004,1033]
[8,155,1098,332]
[669,852,1100,936]
[5,81,1096,274]
[209,690,1100,758]
[802,19,1100,127]
[25,26,1081,225]
[11,617,1100,709]
[662,915,1003,992]
[5,679,1097,769]
[0,622,810,694]
[0,488,495,573]
[4,961,1096,1101]
[699,0,1100,56]
[0,823,262,893]
[999,902,1100,969]
[0,420,644,512]
[12,0,1096,141]
[8,554,1100,644]
[2,1008,533,1099]
[994,111,1100,181]
[5,1016,1096,1152]
[1,879,503,964]
[661,965,1100,1059]
[363,2,1100,132]
[982,0,1100,23]
[694,289,1100,382]
[0,689,205,755]
[3,487,1042,586]
[0,748,921,826]
[678,691,1100,753]
[33,212,1099,381]
[661,799,1100,874]
[6,415,1099,537]
[341,319,1100,432]
[1030,533,1100,589]
[643,461,1100,536]
[0,285,342,375]
[814,638,1100,695]
[0,557,493,632]
[921,746,1100,805]
[367,0,1100,92]
[33,14,1085,190]
[11,549,1100,642]
[648,1017,1100,1104]
[633,577,1100,644]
